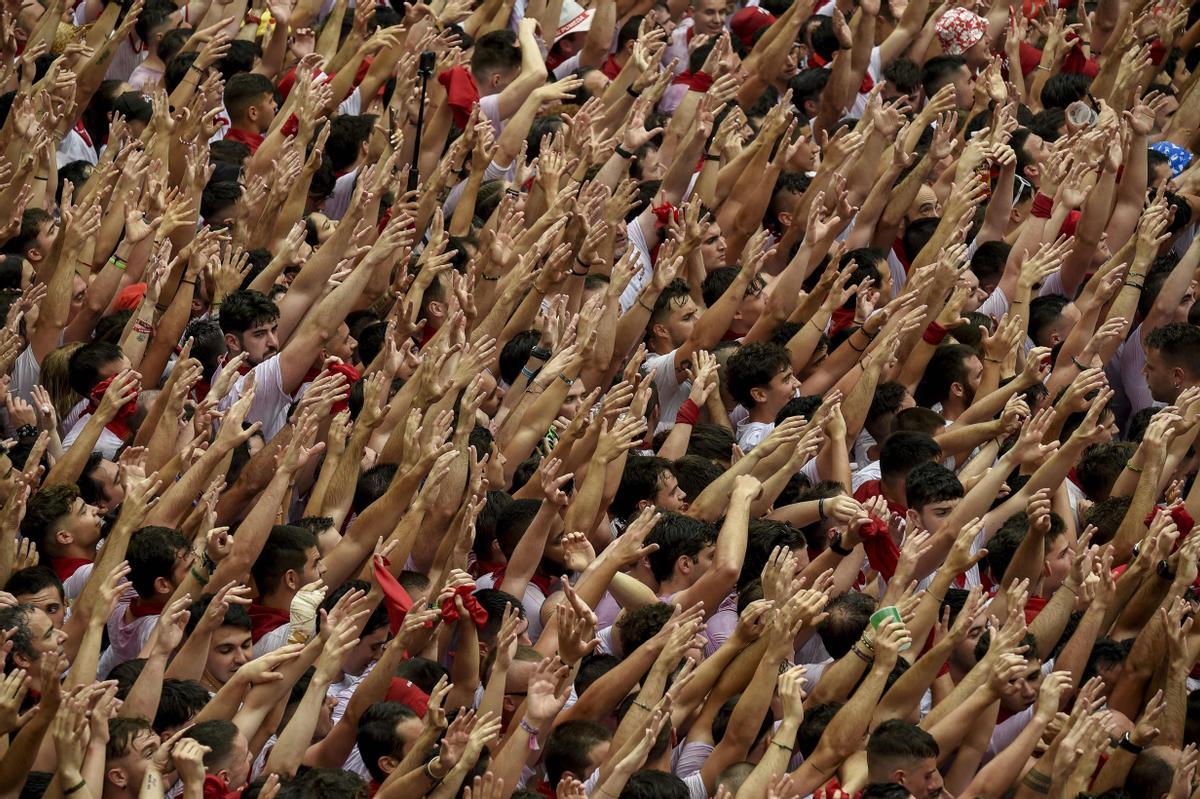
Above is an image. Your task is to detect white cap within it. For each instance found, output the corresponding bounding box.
[554,2,594,44]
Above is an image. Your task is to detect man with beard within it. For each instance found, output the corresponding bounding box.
[914,344,983,423]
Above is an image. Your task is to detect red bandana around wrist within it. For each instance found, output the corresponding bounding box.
[86,377,139,440]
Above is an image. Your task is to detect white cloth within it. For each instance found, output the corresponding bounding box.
[217,355,296,442]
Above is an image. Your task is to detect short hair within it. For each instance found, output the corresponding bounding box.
[209,139,251,167]
[545,721,612,787]
[67,340,124,397]
[619,770,689,799]
[224,73,275,119]
[252,525,318,596]
[796,701,842,756]
[742,519,805,592]
[200,180,242,222]
[218,290,279,337]
[893,406,945,436]
[881,57,920,95]
[686,423,736,464]
[1029,107,1066,142]
[1146,323,1200,380]
[1028,294,1070,346]
[904,462,963,511]
[107,717,154,762]
[788,68,831,114]
[645,513,716,583]
[869,382,909,425]
[356,702,420,781]
[325,115,377,173]
[353,463,397,514]
[649,279,693,332]
[470,30,521,81]
[134,0,178,46]
[671,455,723,503]
[878,431,941,482]
[867,720,940,777]
[185,719,239,769]
[4,565,63,601]
[1082,496,1132,547]
[725,343,791,408]
[576,653,620,695]
[317,580,389,637]
[127,525,189,598]
[0,604,37,668]
[22,484,80,555]
[921,55,966,98]
[185,593,251,637]
[494,499,543,557]
[901,218,940,263]
[615,603,675,655]
[216,39,261,81]
[1125,749,1177,799]
[1040,72,1091,109]
[498,331,540,385]
[817,592,876,658]
[355,321,386,368]
[612,456,675,521]
[861,783,915,799]
[1076,441,1137,501]
[969,240,1010,289]
[2,209,51,258]
[154,679,211,733]
[914,343,977,407]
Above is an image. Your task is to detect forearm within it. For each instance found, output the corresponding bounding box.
[498,502,558,598]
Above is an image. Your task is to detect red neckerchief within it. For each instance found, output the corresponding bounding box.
[373,555,415,635]
[470,559,505,580]
[672,70,714,91]
[440,584,488,627]
[1145,504,1197,538]
[129,597,167,618]
[73,120,93,148]
[193,378,211,403]
[809,51,829,68]
[1023,594,1048,623]
[50,557,92,582]
[223,127,265,155]
[203,774,242,799]
[601,55,622,79]
[828,307,856,336]
[490,568,554,597]
[437,66,481,129]
[86,377,139,440]
[248,603,290,642]
[648,202,681,263]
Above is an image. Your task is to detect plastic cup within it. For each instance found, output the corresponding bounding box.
[869,606,909,650]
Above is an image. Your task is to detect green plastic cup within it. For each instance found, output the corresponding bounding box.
[870,606,909,650]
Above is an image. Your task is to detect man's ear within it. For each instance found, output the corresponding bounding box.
[1023,163,1040,183]
[153,575,174,597]
[284,568,300,592]
[676,555,693,577]
[905,508,920,531]
[427,299,446,319]
[106,767,128,789]
[378,755,400,776]
[224,333,242,355]
[777,211,793,229]
[950,380,965,399]
[54,529,73,547]
[749,385,768,405]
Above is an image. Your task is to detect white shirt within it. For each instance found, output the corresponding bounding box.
[217,355,296,441]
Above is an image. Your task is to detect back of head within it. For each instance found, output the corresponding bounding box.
[867,720,939,782]
[619,770,689,799]
[545,720,612,787]
[612,456,673,521]
[817,591,876,657]
[879,431,941,483]
[471,30,520,81]
[67,341,124,397]
[1125,747,1177,799]
[218,290,279,337]
[128,525,189,598]
[921,55,965,97]
[645,513,716,582]
[904,462,963,511]
[251,525,318,596]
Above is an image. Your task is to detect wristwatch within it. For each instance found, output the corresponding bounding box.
[829,531,853,557]
[1157,559,1176,581]
[1117,732,1144,755]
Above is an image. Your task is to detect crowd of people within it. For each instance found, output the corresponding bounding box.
[0,0,1195,795]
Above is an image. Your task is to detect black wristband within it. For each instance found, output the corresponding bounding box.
[829,532,853,557]
[626,85,640,98]
[1117,732,1144,755]
[615,144,635,159]
[530,346,552,361]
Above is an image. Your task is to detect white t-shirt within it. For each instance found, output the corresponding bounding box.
[217,355,296,441]
[473,573,548,642]
[644,350,689,434]
[62,415,126,459]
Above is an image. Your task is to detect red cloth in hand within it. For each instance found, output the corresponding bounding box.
[373,555,415,634]
[86,376,139,440]
[441,584,488,627]
[437,66,481,128]
[857,514,900,582]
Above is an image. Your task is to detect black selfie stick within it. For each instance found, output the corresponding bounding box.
[408,50,437,193]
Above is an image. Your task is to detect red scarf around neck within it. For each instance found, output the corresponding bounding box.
[248,603,290,642]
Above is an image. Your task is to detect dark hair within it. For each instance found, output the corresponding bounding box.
[725,343,791,408]
[969,241,1010,290]
[1029,107,1066,142]
[1028,294,1069,346]
[615,603,675,655]
[4,566,63,602]
[545,721,612,787]
[498,330,540,385]
[619,770,689,799]
[686,423,736,464]
[742,518,805,592]
[904,462,963,512]
[612,456,676,521]
[921,55,967,98]
[216,39,261,80]
[353,464,398,514]
[1147,323,1200,381]
[325,115,377,173]
[0,604,37,669]
[671,455,723,504]
[495,499,543,557]
[878,432,941,482]
[1076,441,1136,501]
[154,679,212,733]
[22,484,81,555]
[1082,496,1132,547]
[107,716,154,762]
[67,341,125,397]
[185,719,240,767]
[134,0,178,44]
[185,592,251,638]
[645,513,716,583]
[788,68,831,116]
[127,525,189,598]
[867,720,940,776]
[318,580,390,636]
[201,181,243,223]
[224,73,276,120]
[576,653,620,696]
[1125,749,1176,799]
[470,30,521,80]
[868,382,909,433]
[1,209,51,259]
[881,58,920,95]
[252,525,318,596]
[356,702,418,782]
[183,319,228,377]
[218,290,279,337]
[1040,72,1091,109]
[914,343,978,407]
[817,592,876,658]
[207,136,249,166]
[901,218,940,263]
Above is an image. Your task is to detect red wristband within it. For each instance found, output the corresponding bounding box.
[676,398,701,426]
[922,321,948,345]
[1031,192,1054,219]
[690,71,714,92]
